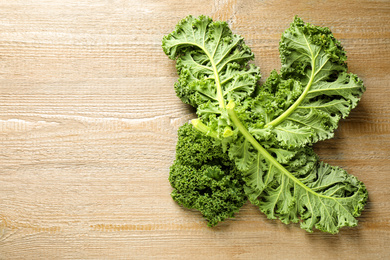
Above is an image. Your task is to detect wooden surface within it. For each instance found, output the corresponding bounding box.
[1,0,389,259]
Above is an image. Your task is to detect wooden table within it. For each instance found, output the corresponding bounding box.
[1,0,389,259]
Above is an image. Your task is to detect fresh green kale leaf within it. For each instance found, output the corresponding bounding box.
[242,144,367,232]
[251,17,365,148]
[162,15,260,109]
[226,101,367,233]
[169,123,247,227]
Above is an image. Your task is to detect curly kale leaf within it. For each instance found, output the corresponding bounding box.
[226,101,367,233]
[162,15,260,109]
[169,123,247,227]
[250,17,365,148]
[240,144,367,233]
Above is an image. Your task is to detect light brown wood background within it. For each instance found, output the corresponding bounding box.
[1,0,389,259]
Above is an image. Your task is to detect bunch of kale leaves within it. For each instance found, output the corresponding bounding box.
[162,16,367,234]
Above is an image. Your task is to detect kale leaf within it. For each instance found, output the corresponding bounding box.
[169,123,247,227]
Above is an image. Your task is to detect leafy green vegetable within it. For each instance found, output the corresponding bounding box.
[163,15,367,233]
[257,18,365,147]
[169,123,247,227]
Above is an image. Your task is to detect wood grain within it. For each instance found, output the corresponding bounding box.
[1,0,389,259]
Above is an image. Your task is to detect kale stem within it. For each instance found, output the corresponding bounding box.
[265,35,318,128]
[192,119,219,138]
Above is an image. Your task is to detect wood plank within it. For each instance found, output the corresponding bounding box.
[1,0,389,259]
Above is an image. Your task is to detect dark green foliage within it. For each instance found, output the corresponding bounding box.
[169,123,247,227]
[163,15,368,233]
